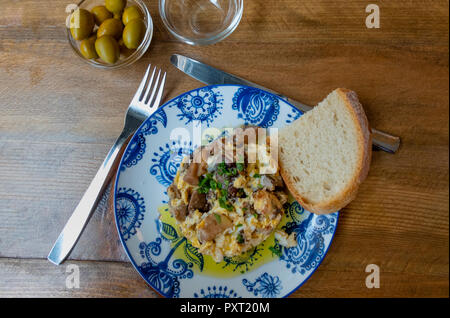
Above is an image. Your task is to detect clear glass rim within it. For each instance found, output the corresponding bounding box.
[158,0,244,46]
[67,0,153,70]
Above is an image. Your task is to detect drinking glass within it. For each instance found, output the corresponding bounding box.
[159,0,244,46]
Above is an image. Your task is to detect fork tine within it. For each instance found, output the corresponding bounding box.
[145,69,161,106]
[131,64,151,104]
[141,66,157,103]
[150,72,166,110]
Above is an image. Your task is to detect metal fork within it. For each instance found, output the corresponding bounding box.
[48,65,167,265]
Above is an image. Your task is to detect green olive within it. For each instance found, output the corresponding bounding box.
[91,6,113,26]
[122,19,146,49]
[119,38,135,57]
[70,9,95,41]
[105,0,127,14]
[97,18,123,39]
[122,6,143,25]
[95,35,120,64]
[80,35,98,59]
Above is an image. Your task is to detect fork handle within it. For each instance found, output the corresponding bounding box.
[48,128,133,265]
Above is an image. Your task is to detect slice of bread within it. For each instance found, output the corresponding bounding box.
[279,88,372,214]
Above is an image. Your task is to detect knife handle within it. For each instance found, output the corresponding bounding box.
[371,128,401,153]
[47,128,131,265]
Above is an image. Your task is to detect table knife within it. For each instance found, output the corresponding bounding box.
[170,54,400,154]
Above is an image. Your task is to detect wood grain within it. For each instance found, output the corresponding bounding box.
[0,258,159,298]
[0,0,448,297]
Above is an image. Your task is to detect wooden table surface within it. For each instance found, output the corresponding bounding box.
[0,0,448,298]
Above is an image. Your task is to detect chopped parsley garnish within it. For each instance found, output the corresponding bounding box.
[198,173,214,194]
[217,162,228,175]
[220,188,228,197]
[217,162,237,177]
[214,213,222,224]
[269,246,282,257]
[236,233,245,244]
[198,176,208,187]
[236,223,243,228]
[253,212,259,218]
[236,163,244,172]
[209,179,218,190]
[197,186,209,194]
[253,173,261,178]
[219,196,233,211]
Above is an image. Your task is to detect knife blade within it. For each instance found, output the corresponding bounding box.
[170,54,313,113]
[170,54,400,153]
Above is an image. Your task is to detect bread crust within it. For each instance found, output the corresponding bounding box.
[280,88,372,214]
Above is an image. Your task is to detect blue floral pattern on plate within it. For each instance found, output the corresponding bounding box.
[242,272,282,297]
[274,202,338,275]
[171,87,223,126]
[121,108,167,171]
[285,107,302,124]
[116,188,145,241]
[114,85,338,298]
[194,286,241,298]
[138,237,193,298]
[149,140,193,187]
[232,87,280,127]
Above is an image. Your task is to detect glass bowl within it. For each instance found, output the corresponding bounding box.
[159,0,243,46]
[67,0,153,69]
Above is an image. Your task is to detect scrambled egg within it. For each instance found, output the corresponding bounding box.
[166,128,292,262]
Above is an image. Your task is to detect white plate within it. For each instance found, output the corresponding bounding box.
[114,84,339,298]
